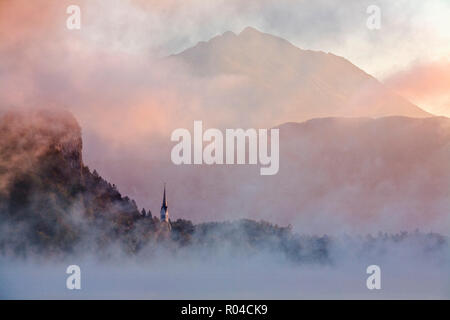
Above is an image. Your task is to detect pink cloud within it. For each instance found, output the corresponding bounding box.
[385,60,450,117]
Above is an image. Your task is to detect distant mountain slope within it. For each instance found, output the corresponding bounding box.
[158,116,450,234]
[170,27,430,125]
[271,116,450,232]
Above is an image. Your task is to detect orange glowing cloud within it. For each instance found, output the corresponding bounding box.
[385,60,450,117]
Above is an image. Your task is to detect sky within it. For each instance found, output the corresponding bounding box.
[0,0,449,116]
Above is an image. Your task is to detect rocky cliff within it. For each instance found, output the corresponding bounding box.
[0,109,142,255]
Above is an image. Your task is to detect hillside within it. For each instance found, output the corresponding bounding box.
[0,109,143,255]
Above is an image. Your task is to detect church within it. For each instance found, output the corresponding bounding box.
[159,183,171,230]
[140,184,172,231]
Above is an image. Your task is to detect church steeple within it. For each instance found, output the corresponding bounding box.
[160,183,169,222]
[162,183,167,208]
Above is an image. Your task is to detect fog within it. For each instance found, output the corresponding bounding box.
[1,236,449,299]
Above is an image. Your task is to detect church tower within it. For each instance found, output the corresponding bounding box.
[160,183,169,222]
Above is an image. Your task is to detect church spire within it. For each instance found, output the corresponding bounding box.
[160,183,169,222]
[162,183,167,209]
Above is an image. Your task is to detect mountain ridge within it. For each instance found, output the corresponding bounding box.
[276,114,450,130]
[169,26,431,125]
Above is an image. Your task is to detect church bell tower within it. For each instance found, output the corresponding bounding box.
[160,184,169,222]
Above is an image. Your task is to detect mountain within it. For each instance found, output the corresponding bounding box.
[271,116,450,233]
[170,27,430,126]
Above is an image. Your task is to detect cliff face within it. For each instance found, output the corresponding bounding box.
[0,109,142,255]
[0,108,83,181]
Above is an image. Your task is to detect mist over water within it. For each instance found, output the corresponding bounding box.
[1,257,448,299]
[1,232,449,299]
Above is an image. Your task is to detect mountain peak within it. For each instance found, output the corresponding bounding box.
[222,30,236,38]
[171,28,430,122]
[239,26,262,36]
